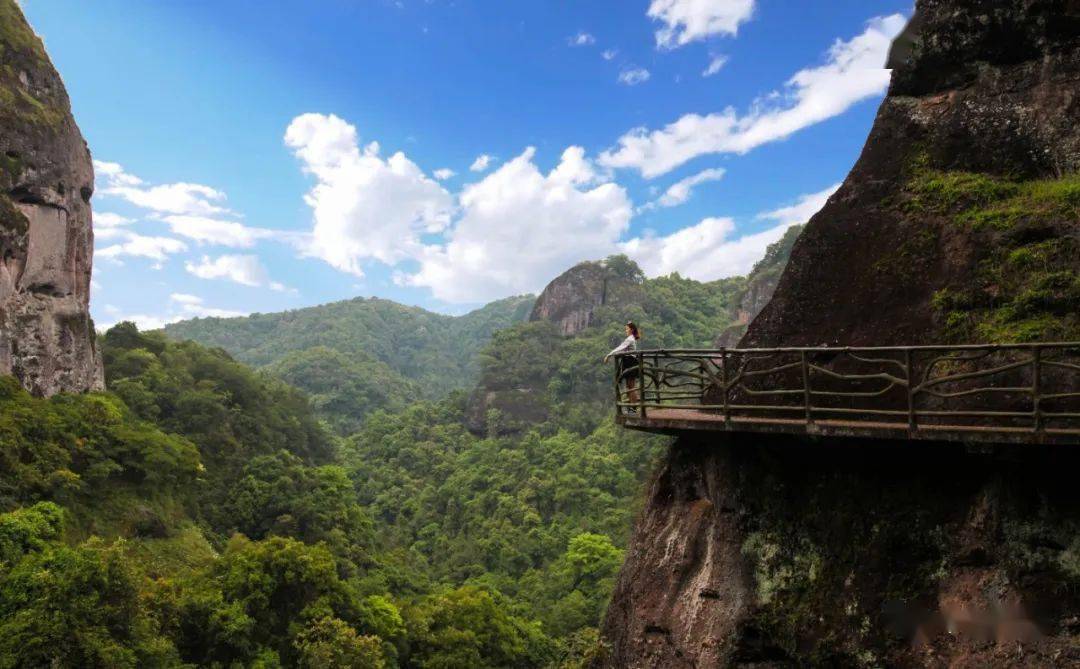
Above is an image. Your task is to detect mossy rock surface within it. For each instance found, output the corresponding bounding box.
[904,170,1080,342]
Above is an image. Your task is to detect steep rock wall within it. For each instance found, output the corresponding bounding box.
[602,2,1080,666]
[715,225,803,348]
[743,0,1080,347]
[0,0,102,395]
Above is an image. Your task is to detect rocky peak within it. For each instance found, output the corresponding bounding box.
[0,0,103,395]
[743,0,1080,347]
[529,255,644,336]
[602,3,1080,666]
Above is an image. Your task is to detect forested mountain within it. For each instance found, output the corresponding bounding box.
[163,295,534,432]
[1,253,752,667]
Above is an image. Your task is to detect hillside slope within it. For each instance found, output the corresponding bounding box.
[163,294,534,428]
[602,3,1080,667]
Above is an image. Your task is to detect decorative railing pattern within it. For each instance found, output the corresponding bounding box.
[613,343,1080,443]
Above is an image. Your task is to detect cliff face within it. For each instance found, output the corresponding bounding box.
[0,0,103,395]
[714,225,803,348]
[744,0,1080,347]
[602,2,1080,666]
[467,258,643,434]
[530,260,632,336]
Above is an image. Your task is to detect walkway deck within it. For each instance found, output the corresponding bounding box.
[613,343,1080,446]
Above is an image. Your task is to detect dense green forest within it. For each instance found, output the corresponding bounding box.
[0,254,785,667]
[163,295,535,432]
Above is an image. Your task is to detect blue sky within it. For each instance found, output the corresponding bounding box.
[21,0,911,325]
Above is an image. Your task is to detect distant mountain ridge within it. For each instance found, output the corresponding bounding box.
[163,294,534,431]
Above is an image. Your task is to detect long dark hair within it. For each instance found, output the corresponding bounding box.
[626,321,641,340]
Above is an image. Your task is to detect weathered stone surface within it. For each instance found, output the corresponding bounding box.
[742,0,1080,347]
[529,262,612,336]
[602,2,1080,666]
[0,0,103,395]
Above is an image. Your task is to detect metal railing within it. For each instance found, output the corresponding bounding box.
[613,343,1080,443]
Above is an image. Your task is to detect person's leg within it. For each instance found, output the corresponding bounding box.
[627,376,638,404]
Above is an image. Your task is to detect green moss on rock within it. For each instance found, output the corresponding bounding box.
[0,0,66,129]
[902,170,1080,343]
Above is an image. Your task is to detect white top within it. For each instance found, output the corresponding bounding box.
[608,335,638,357]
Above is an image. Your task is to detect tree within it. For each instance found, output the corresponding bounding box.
[403,586,554,669]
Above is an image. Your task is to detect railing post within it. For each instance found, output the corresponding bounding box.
[905,348,916,434]
[613,353,621,417]
[1032,346,1042,434]
[800,350,812,425]
[720,348,730,425]
[637,351,646,419]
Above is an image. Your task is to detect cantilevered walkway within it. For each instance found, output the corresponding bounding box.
[613,343,1080,445]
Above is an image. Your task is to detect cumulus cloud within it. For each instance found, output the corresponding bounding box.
[602,49,618,61]
[97,293,247,331]
[93,160,143,187]
[600,14,906,177]
[433,168,456,180]
[702,54,729,77]
[94,212,134,228]
[96,231,188,263]
[757,182,841,227]
[648,0,756,49]
[403,146,633,303]
[162,215,278,248]
[622,183,840,281]
[469,154,494,172]
[618,67,651,86]
[641,167,726,211]
[284,113,454,276]
[568,31,595,46]
[185,254,287,291]
[94,160,232,216]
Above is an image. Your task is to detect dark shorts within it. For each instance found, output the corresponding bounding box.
[618,356,640,381]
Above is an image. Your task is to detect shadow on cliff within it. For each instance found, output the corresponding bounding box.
[602,434,1080,667]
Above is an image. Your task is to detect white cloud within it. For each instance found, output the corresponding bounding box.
[622,183,840,281]
[284,113,454,276]
[97,293,247,331]
[94,212,134,228]
[169,293,247,318]
[163,215,276,248]
[94,160,232,216]
[702,53,729,77]
[433,168,456,180]
[568,31,595,46]
[96,231,188,263]
[185,254,287,291]
[93,160,142,187]
[756,182,841,227]
[602,49,618,61]
[618,67,651,86]
[600,14,906,177]
[169,293,203,305]
[404,146,633,303]
[469,154,494,172]
[648,0,756,49]
[641,167,726,210]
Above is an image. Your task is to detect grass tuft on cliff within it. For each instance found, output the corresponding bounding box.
[904,169,1080,342]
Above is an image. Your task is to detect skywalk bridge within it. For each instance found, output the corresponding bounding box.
[613,343,1080,445]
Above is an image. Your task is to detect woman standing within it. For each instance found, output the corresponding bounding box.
[604,321,642,410]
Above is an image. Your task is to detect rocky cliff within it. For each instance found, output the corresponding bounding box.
[743,0,1080,347]
[601,2,1080,666]
[467,256,645,434]
[714,225,802,348]
[0,1,102,395]
[529,257,644,336]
